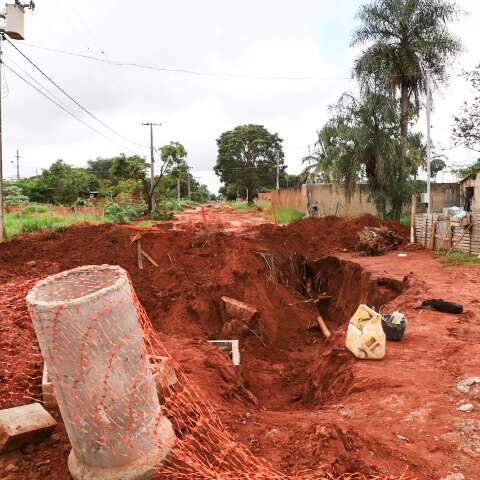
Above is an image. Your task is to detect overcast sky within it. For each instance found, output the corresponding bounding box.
[2,0,479,192]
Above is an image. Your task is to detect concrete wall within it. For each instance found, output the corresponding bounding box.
[260,182,462,217]
[262,185,308,214]
[307,184,377,217]
[259,184,377,217]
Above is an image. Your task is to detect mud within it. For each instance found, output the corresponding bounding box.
[0,210,478,479]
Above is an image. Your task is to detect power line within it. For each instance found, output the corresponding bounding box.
[2,60,141,153]
[4,37,148,150]
[20,42,355,82]
[3,52,75,108]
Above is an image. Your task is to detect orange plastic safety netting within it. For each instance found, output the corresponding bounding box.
[1,268,413,480]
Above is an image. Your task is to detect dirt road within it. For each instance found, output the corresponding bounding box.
[0,208,478,479]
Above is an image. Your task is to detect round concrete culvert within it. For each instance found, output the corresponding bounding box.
[27,265,175,480]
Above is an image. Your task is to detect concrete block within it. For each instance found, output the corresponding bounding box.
[208,340,241,366]
[221,297,257,323]
[150,356,177,399]
[0,403,56,453]
[42,364,57,409]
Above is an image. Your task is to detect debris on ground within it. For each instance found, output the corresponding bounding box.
[457,377,480,394]
[220,297,258,337]
[417,299,464,314]
[458,403,475,413]
[356,226,405,256]
[441,474,465,480]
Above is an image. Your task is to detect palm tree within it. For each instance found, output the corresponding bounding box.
[352,0,461,165]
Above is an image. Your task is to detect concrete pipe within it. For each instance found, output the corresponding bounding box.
[27,265,175,480]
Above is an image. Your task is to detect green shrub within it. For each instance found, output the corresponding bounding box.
[152,210,175,221]
[105,203,145,224]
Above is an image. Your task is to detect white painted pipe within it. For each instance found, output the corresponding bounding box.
[27,265,174,480]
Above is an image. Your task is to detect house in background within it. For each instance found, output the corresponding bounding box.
[429,183,461,213]
[459,173,480,211]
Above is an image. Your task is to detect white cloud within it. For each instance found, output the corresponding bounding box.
[1,0,478,193]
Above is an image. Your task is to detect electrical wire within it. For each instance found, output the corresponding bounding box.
[3,53,74,109]
[20,42,355,82]
[2,60,141,154]
[4,37,149,150]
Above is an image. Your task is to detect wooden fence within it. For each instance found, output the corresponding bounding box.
[415,213,480,255]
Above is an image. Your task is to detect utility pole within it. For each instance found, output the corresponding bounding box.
[276,151,280,190]
[426,70,432,215]
[13,148,20,179]
[0,34,4,241]
[187,173,191,200]
[141,122,161,214]
[0,2,35,241]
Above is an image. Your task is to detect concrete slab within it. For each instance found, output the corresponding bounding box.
[221,297,258,323]
[0,403,56,453]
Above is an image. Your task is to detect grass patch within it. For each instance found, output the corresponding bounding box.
[4,209,107,239]
[276,208,305,224]
[255,200,305,224]
[439,250,480,267]
[227,201,257,212]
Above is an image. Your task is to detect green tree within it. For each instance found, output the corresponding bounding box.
[214,124,284,202]
[87,157,116,181]
[352,0,461,166]
[162,143,188,201]
[453,65,480,152]
[313,92,424,219]
[16,160,99,205]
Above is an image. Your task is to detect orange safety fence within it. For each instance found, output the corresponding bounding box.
[0,273,414,480]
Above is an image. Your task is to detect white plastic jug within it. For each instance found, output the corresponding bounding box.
[346,305,386,360]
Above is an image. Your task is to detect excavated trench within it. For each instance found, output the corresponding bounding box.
[235,254,407,411]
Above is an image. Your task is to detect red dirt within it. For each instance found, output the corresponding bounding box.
[0,209,477,480]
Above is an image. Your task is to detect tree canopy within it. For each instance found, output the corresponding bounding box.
[214,124,284,202]
[16,160,99,205]
[311,92,429,219]
[353,0,461,165]
[453,65,480,153]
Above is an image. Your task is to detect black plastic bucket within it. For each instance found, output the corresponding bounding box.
[382,314,407,341]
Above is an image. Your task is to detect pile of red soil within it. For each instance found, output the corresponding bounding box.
[256,214,409,255]
[0,216,415,479]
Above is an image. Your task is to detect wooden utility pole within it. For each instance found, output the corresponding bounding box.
[187,173,191,200]
[426,70,432,215]
[142,122,161,214]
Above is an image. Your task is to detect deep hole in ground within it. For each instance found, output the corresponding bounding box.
[203,252,408,411]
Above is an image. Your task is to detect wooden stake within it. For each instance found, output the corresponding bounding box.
[142,249,159,267]
[316,314,331,339]
[431,221,437,251]
[137,239,144,270]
